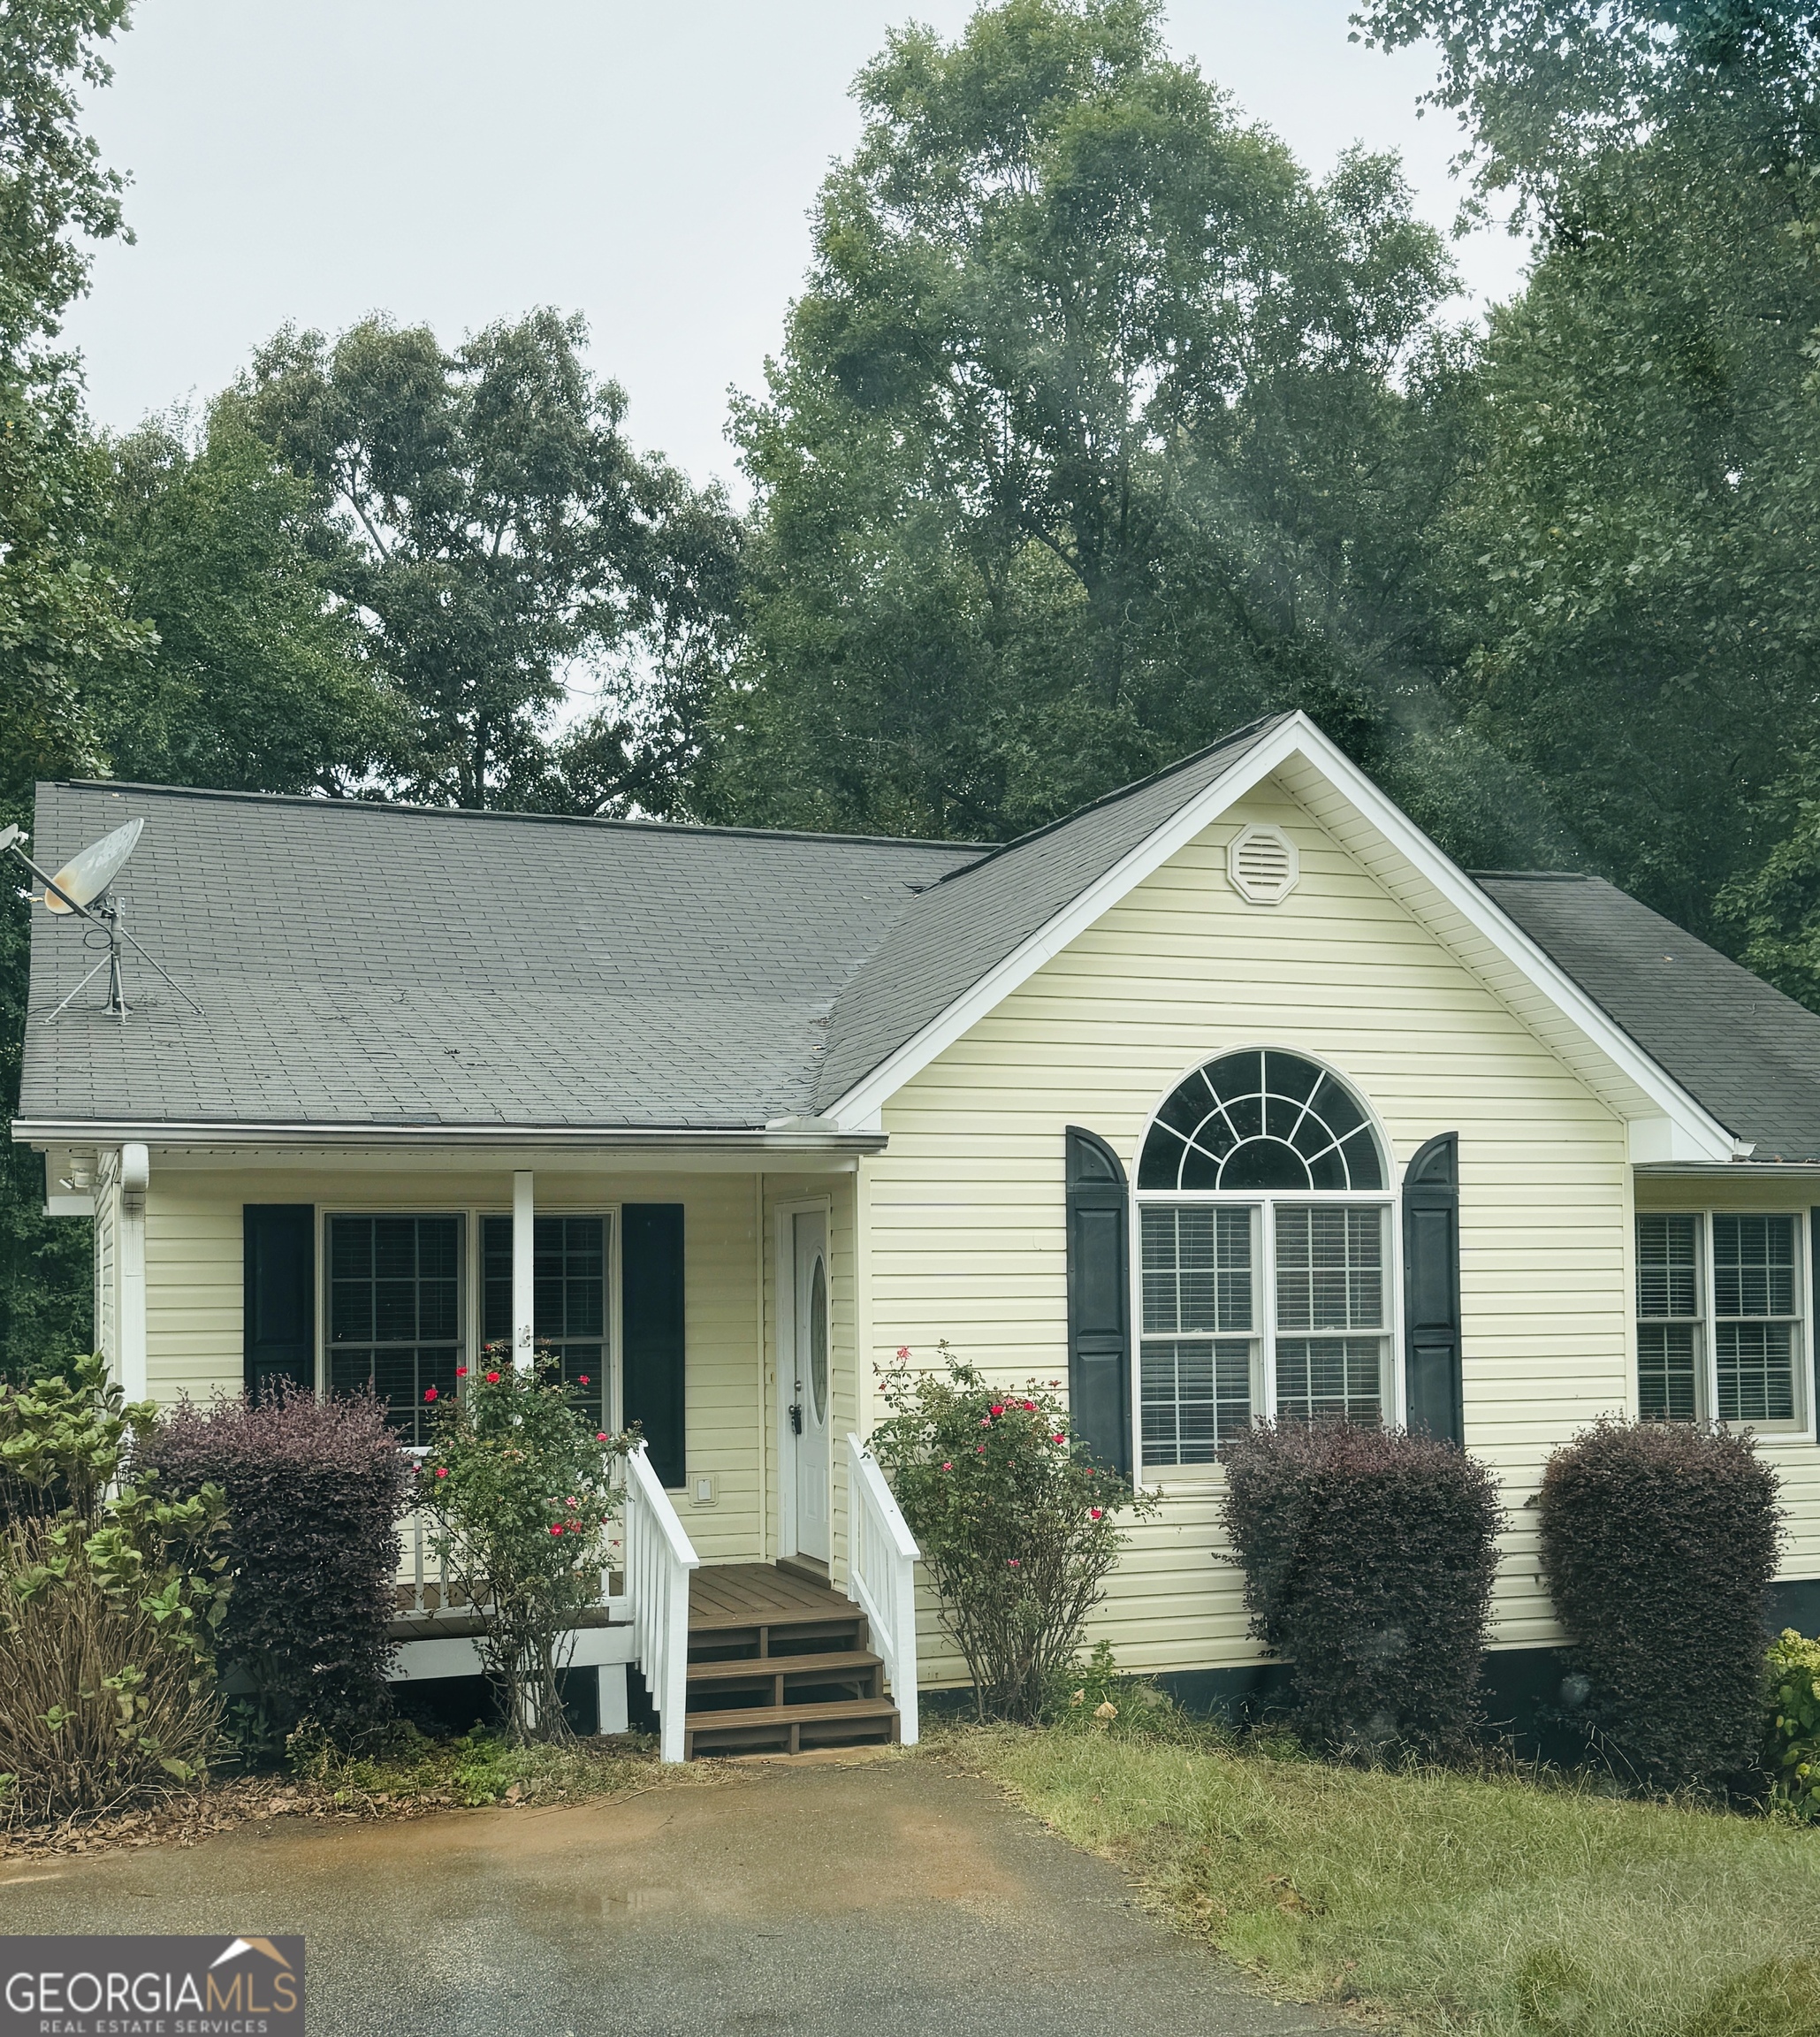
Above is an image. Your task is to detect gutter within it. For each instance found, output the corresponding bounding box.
[11,1117,887,1156]
[1636,1158,1820,1177]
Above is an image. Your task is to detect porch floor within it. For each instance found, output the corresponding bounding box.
[688,1562,846,1633]
[682,1562,900,1759]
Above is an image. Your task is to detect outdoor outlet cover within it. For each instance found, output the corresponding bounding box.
[693,1476,716,1505]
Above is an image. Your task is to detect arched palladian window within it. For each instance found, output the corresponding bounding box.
[1136,1050,1393,1469]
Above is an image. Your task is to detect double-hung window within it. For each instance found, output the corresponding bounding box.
[1137,1051,1394,1469]
[1634,1210,1807,1431]
[328,1215,461,1446]
[482,1214,610,1428]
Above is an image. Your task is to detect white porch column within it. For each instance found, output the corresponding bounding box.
[512,1170,535,1371]
[118,1141,148,1401]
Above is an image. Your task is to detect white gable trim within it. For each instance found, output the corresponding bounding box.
[823,713,1740,1163]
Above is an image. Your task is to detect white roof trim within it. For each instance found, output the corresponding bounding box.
[823,712,1739,1163]
[11,1118,887,1156]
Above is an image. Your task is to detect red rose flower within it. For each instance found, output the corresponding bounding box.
[549,1523,563,1537]
[1053,1433,1065,1444]
[485,1370,501,1384]
[423,1385,438,1402]
[896,1346,910,1360]
[1007,1557,1020,1567]
[596,1430,610,1442]
[941,1461,953,1471]
[1089,1507,1103,1521]
[436,1467,449,1479]
[990,1404,1004,1416]
[578,1374,590,1385]
[1022,1400,1035,1411]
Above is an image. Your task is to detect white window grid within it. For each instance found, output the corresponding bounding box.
[1132,1187,1400,1476]
[316,1202,624,1442]
[1634,1209,1811,1436]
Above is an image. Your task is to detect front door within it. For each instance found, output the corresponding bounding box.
[790,1210,831,1562]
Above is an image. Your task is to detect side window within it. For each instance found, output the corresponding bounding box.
[481,1214,609,1429]
[1635,1214,1702,1421]
[328,1215,461,1446]
[1635,1211,1806,1431]
[1712,1215,1798,1425]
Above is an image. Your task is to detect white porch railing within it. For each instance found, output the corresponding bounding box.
[623,1440,701,1761]
[845,1433,920,1746]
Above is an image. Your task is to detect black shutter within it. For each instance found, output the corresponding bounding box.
[1403,1133,1463,1444]
[1065,1127,1131,1477]
[622,1203,685,1487]
[244,1204,315,1399]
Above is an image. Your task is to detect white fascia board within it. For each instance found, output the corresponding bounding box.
[9,1120,886,1171]
[826,711,1737,1163]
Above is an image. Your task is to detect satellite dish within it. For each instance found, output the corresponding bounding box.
[0,814,201,1021]
[42,816,142,914]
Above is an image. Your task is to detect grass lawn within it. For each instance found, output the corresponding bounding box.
[946,1720,1820,2037]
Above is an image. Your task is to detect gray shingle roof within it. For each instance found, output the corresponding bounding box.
[19,782,980,1130]
[1475,873,1820,1162]
[21,724,1820,1162]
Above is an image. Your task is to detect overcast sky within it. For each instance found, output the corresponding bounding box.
[64,1,1529,497]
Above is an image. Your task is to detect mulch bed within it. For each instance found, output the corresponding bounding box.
[0,1777,383,1862]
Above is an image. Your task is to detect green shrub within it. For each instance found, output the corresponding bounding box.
[1765,1628,1820,1821]
[141,1386,412,1751]
[416,1347,631,1745]
[1537,1418,1780,1789]
[0,1355,230,1820]
[1219,1418,1504,1760]
[867,1344,1154,1724]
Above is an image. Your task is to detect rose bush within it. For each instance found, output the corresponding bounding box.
[867,1343,1153,1722]
[415,1347,633,1743]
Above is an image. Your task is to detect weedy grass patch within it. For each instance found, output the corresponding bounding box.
[946,1720,1820,2036]
[292,1722,730,1812]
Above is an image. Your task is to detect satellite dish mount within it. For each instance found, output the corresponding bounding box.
[0,818,202,1021]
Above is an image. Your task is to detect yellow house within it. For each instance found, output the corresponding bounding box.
[16,712,1820,1758]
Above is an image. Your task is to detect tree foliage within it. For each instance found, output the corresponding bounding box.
[230,309,741,813]
[87,408,400,795]
[706,0,1513,845]
[0,2,141,1380]
[1359,0,1820,938]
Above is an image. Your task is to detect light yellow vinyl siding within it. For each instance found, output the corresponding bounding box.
[869,774,1633,1683]
[137,1166,769,1568]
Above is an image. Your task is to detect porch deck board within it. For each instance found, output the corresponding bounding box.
[688,1562,847,1632]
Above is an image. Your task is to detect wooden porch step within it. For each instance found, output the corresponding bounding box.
[684,1650,882,1713]
[686,1649,882,1686]
[682,1697,900,1759]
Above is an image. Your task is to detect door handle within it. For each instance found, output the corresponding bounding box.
[789,1403,803,1435]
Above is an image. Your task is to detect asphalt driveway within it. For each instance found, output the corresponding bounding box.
[0,1756,1344,2037]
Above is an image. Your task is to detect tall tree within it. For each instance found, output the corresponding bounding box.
[0,0,141,1374]
[88,408,400,795]
[231,309,739,813]
[1359,0,1820,937]
[704,0,1503,844]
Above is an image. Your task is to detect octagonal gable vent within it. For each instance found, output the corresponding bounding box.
[1227,823,1299,904]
